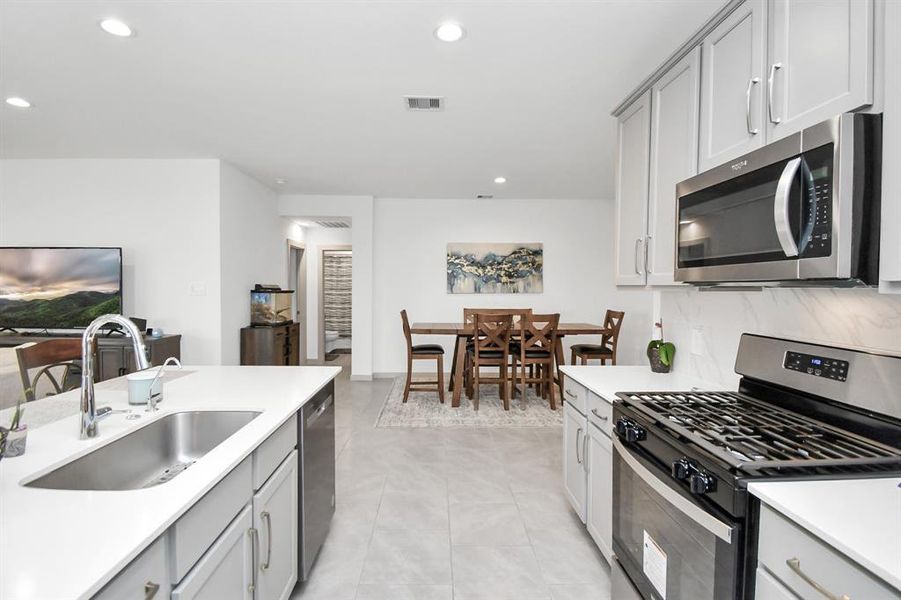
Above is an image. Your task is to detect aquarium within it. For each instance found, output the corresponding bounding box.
[250,289,293,326]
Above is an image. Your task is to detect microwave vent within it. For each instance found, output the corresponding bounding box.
[405,96,444,111]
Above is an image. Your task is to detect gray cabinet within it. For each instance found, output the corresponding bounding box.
[647,46,700,285]
[253,451,299,600]
[614,89,652,286]
[585,422,613,562]
[766,0,874,141]
[93,536,170,600]
[699,0,767,172]
[563,402,587,522]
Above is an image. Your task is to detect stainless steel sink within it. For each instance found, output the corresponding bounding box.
[25,411,261,491]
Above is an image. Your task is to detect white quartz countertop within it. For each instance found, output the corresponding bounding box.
[750,477,901,591]
[0,365,340,600]
[559,365,723,403]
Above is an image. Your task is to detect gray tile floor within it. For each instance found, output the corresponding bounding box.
[292,356,611,600]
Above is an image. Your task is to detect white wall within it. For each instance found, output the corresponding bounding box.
[279,195,374,379]
[0,159,224,364]
[219,162,284,365]
[301,226,353,360]
[372,197,654,374]
[659,287,901,388]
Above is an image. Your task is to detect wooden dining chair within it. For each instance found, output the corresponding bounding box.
[570,309,625,365]
[16,339,83,402]
[511,313,560,410]
[465,312,514,411]
[400,310,445,403]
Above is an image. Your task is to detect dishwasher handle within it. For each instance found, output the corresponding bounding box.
[306,394,334,426]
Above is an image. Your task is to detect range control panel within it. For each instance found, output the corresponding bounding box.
[784,351,849,381]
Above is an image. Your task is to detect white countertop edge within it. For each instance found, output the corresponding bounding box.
[560,365,724,403]
[0,365,341,600]
[749,478,901,592]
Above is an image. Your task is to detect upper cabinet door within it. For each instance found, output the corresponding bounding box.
[614,89,651,286]
[766,0,874,141]
[647,46,700,286]
[699,0,767,172]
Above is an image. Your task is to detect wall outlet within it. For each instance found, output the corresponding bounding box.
[690,327,705,356]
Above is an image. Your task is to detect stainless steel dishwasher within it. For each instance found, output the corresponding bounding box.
[297,380,335,581]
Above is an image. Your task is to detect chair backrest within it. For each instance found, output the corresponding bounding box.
[16,339,83,402]
[602,310,626,357]
[519,313,560,356]
[400,309,413,353]
[463,307,532,324]
[471,312,513,361]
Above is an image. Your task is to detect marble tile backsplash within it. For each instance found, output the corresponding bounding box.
[658,287,901,388]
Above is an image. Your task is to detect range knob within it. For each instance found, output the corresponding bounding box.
[671,458,692,481]
[689,471,717,495]
[615,418,646,443]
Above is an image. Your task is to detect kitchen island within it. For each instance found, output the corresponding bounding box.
[0,365,340,600]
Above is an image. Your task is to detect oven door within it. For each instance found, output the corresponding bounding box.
[674,119,841,284]
[612,439,741,600]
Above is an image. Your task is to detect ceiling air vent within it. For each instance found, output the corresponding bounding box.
[476,194,494,199]
[315,220,350,228]
[405,96,444,111]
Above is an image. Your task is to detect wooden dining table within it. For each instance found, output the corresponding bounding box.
[409,321,610,407]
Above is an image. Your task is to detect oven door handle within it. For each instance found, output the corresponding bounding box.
[613,438,734,544]
[774,157,801,257]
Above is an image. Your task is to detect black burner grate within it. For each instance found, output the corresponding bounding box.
[618,391,901,474]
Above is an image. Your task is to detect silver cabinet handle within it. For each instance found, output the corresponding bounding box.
[575,427,583,464]
[248,527,259,594]
[644,235,652,274]
[745,77,760,134]
[633,238,642,275]
[786,558,851,600]
[143,581,160,599]
[261,511,272,571]
[564,389,577,400]
[582,433,589,471]
[591,408,608,422]
[774,157,802,257]
[768,63,782,124]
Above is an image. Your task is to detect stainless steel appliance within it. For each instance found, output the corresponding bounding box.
[297,380,336,580]
[611,334,901,599]
[674,113,882,285]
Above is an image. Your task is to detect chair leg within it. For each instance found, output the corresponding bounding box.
[520,361,527,409]
[546,361,557,410]
[473,362,480,411]
[403,355,412,402]
[501,362,510,411]
[437,355,445,403]
[570,348,577,367]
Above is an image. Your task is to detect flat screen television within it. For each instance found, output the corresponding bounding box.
[0,247,123,330]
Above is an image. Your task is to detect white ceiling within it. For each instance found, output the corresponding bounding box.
[0,1,724,199]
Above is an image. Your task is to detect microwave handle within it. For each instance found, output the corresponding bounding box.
[774,157,801,257]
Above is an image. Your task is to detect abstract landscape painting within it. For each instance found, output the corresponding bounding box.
[447,243,543,294]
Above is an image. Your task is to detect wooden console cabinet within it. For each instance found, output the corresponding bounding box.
[240,323,300,366]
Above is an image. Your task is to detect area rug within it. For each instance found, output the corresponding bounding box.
[376,376,564,428]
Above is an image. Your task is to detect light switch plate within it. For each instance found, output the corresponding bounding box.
[189,282,207,296]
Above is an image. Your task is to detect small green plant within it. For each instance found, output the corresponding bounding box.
[647,320,676,367]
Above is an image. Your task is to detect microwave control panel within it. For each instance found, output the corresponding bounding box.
[800,151,833,258]
[784,351,848,381]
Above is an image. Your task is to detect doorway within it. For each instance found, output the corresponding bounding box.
[319,246,352,363]
[287,240,307,365]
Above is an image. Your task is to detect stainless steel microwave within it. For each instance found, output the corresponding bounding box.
[674,113,882,286]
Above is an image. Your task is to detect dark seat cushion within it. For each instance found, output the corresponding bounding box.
[571,344,612,356]
[466,343,506,359]
[412,343,445,355]
[510,343,552,358]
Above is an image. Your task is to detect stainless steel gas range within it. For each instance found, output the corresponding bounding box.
[610,334,901,600]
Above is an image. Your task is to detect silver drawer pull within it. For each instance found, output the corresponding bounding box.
[565,389,577,400]
[248,527,259,593]
[786,558,851,600]
[575,427,583,464]
[591,408,608,421]
[261,511,273,571]
[144,581,160,599]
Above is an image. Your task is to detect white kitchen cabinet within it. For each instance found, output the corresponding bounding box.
[585,422,613,562]
[614,89,652,286]
[253,450,299,600]
[766,0,873,141]
[699,0,767,172]
[172,506,254,600]
[754,567,798,600]
[563,401,587,522]
[647,46,700,285]
[94,536,170,600]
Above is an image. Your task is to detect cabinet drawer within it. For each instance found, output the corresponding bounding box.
[169,457,252,583]
[586,391,613,437]
[755,566,798,600]
[94,535,170,600]
[253,415,297,490]
[758,504,896,599]
[562,378,587,415]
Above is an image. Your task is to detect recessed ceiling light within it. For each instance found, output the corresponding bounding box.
[275,178,287,185]
[99,18,133,37]
[434,22,465,42]
[5,97,31,108]
[494,177,507,184]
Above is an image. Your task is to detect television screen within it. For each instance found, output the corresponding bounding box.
[0,247,122,329]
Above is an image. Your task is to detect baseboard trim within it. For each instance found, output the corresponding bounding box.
[350,374,373,381]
